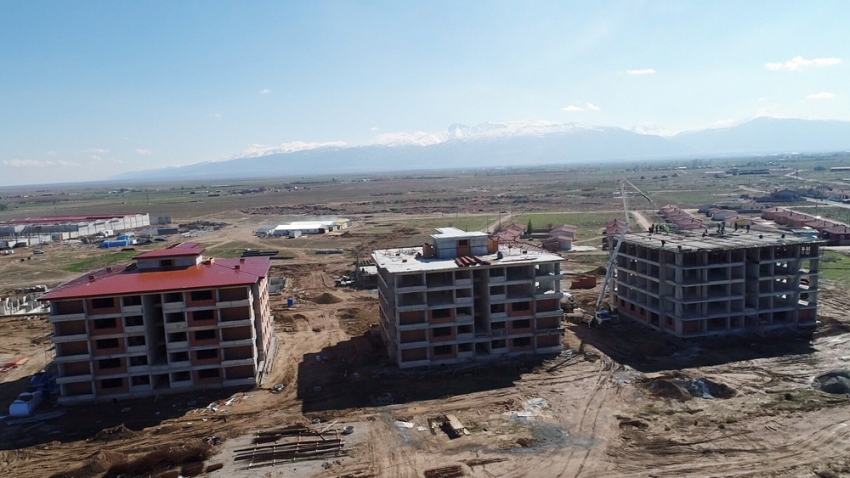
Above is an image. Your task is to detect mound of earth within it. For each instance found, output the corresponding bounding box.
[89,424,140,442]
[313,293,343,304]
[642,377,693,401]
[814,369,850,394]
[641,376,735,400]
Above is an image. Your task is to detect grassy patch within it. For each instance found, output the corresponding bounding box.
[514,212,616,240]
[819,251,850,285]
[397,215,494,233]
[65,251,139,273]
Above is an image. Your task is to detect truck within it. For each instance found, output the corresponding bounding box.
[566,308,616,327]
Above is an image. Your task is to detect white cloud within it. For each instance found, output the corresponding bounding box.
[83,148,109,154]
[806,92,836,100]
[585,103,601,111]
[46,150,56,156]
[765,56,842,71]
[208,113,221,118]
[370,126,380,131]
[90,155,102,161]
[235,141,347,158]
[135,149,152,155]
[2,159,79,168]
[627,68,655,75]
[563,105,584,112]
[260,88,271,94]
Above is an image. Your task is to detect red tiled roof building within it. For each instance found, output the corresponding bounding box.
[40,243,275,403]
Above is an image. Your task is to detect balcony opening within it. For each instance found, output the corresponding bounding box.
[171,371,190,382]
[192,309,216,322]
[91,297,116,309]
[122,295,142,307]
[95,338,120,350]
[491,321,506,330]
[98,358,121,370]
[432,326,452,337]
[512,337,531,347]
[491,339,506,349]
[124,315,144,327]
[165,312,185,323]
[432,308,452,319]
[93,318,117,330]
[129,355,148,366]
[198,368,220,379]
[196,349,218,360]
[433,345,453,356]
[163,292,182,303]
[194,329,217,341]
[167,332,187,343]
[457,324,473,335]
[131,375,150,386]
[127,335,146,347]
[458,342,473,353]
[190,290,213,302]
[490,303,505,314]
[512,319,531,329]
[100,378,123,389]
[169,351,189,363]
[219,287,249,301]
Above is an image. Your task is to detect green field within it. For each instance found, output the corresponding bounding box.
[819,251,850,285]
[65,250,140,273]
[513,212,618,240]
[397,215,494,233]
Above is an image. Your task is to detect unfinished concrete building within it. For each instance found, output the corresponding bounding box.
[613,232,822,337]
[373,227,564,368]
[39,243,274,403]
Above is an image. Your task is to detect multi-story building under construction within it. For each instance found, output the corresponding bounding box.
[40,243,274,403]
[373,227,565,368]
[613,231,822,337]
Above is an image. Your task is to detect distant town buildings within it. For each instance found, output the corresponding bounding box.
[40,243,274,403]
[373,228,564,369]
[0,213,150,248]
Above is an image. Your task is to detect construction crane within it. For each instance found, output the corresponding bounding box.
[587,178,654,326]
[587,180,629,326]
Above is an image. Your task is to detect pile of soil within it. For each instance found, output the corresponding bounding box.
[643,378,693,401]
[313,293,343,304]
[814,370,850,394]
[49,450,127,478]
[88,424,140,442]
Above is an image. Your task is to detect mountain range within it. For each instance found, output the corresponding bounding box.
[116,117,850,181]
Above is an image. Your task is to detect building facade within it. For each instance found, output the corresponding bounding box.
[40,243,274,403]
[613,232,822,338]
[373,228,565,369]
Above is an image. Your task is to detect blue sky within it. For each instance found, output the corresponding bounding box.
[1,1,847,185]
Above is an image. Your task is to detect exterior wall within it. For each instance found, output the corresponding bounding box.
[374,256,564,368]
[49,274,269,403]
[615,239,821,338]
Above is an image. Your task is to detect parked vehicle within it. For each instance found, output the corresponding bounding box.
[9,390,43,417]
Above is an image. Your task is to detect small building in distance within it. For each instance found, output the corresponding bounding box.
[373,227,564,369]
[39,242,274,403]
[266,218,350,237]
[542,224,576,252]
[613,231,822,338]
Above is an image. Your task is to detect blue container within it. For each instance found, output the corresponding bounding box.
[287,297,295,307]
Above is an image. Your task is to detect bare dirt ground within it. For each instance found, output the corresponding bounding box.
[1,172,850,477]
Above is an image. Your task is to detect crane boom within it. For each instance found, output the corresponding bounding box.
[596,179,629,311]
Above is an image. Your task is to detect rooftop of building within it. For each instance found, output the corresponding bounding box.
[39,255,271,301]
[372,243,562,273]
[621,231,825,252]
[2,213,147,225]
[431,227,488,239]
